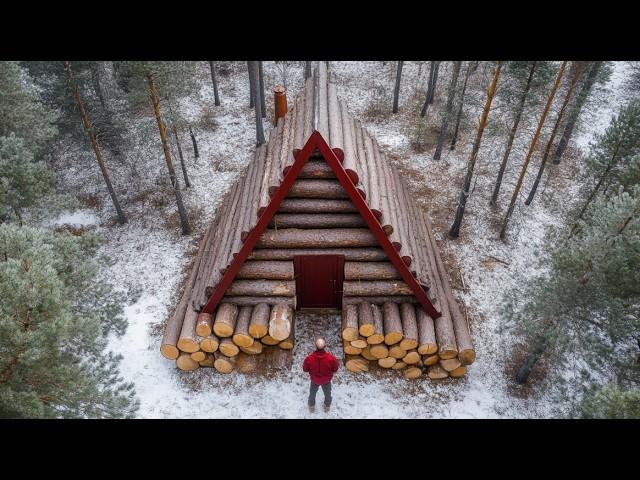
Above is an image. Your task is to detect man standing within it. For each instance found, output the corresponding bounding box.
[302,338,339,412]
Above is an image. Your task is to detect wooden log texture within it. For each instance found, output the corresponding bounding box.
[383,302,404,345]
[269,213,366,229]
[357,302,375,337]
[278,316,295,350]
[427,364,449,380]
[276,198,357,214]
[236,352,258,373]
[198,353,215,368]
[416,307,438,355]
[176,352,199,371]
[250,248,387,262]
[256,229,378,249]
[440,358,462,372]
[177,308,200,353]
[342,304,359,341]
[190,350,206,362]
[232,306,254,348]
[268,304,293,341]
[367,304,385,344]
[213,303,239,338]
[195,312,213,337]
[222,296,296,307]
[449,365,468,377]
[200,334,220,353]
[403,350,421,365]
[291,159,336,179]
[260,334,280,346]
[286,180,348,199]
[214,352,237,374]
[344,262,401,280]
[350,337,368,349]
[225,280,295,297]
[369,344,389,359]
[399,304,419,350]
[404,367,423,380]
[248,303,270,338]
[344,281,414,297]
[422,354,440,366]
[391,361,407,370]
[343,341,362,355]
[236,261,294,280]
[345,355,369,373]
[219,337,240,357]
[378,357,397,369]
[360,346,376,361]
[240,341,263,355]
[389,345,408,359]
[343,296,418,305]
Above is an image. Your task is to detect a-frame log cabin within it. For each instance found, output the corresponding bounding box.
[161,63,475,379]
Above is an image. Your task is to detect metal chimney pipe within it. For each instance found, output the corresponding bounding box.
[273,86,288,125]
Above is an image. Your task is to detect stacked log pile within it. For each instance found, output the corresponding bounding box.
[169,302,295,373]
[341,300,472,380]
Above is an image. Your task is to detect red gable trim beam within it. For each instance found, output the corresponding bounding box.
[202,131,441,319]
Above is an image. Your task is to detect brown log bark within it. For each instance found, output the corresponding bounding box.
[285,180,348,199]
[177,309,200,353]
[239,341,263,355]
[360,346,376,361]
[366,304,385,344]
[350,337,368,349]
[345,355,369,372]
[389,345,407,359]
[416,307,438,355]
[219,337,240,357]
[449,365,468,377]
[268,304,293,341]
[391,361,407,370]
[344,281,414,297]
[403,350,421,365]
[236,352,258,373]
[176,353,199,371]
[404,367,423,380]
[343,296,418,306]
[195,312,213,337]
[225,280,295,297]
[236,261,294,280]
[276,198,357,213]
[440,358,462,372]
[213,303,239,338]
[214,352,237,373]
[343,341,362,355]
[190,350,206,362]
[232,306,254,348]
[378,357,397,368]
[278,316,295,349]
[399,303,419,350]
[342,304,359,341]
[198,353,216,368]
[344,262,401,280]
[422,354,440,366]
[357,302,375,337]
[290,159,336,179]
[222,296,296,307]
[248,303,270,339]
[250,248,387,262]
[200,334,220,353]
[383,302,403,345]
[256,229,378,249]
[427,364,449,380]
[369,344,389,359]
[269,214,366,229]
[260,335,280,346]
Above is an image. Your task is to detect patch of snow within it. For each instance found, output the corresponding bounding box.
[48,209,99,227]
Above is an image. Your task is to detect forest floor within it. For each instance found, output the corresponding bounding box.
[49,61,631,418]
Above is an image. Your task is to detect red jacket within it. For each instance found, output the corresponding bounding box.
[303,350,339,385]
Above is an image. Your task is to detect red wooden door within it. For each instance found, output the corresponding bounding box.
[294,255,344,309]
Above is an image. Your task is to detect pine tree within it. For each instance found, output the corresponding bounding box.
[433,61,461,160]
[450,62,473,151]
[208,61,221,106]
[576,385,640,418]
[392,61,403,114]
[248,61,265,145]
[0,224,138,418]
[420,61,440,118]
[258,61,266,119]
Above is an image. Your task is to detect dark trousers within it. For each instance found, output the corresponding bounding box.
[308,381,332,406]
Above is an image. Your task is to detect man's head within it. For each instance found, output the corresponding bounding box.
[315,338,326,351]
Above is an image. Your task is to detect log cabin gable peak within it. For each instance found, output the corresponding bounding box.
[201,129,441,319]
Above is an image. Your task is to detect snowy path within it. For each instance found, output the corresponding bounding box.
[95,61,631,418]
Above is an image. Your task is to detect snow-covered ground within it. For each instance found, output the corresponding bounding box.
[53,61,630,418]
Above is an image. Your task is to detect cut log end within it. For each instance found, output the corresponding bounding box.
[160,344,179,360]
[176,353,199,371]
[404,367,423,380]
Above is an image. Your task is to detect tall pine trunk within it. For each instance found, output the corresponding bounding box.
[525,62,583,205]
[516,332,548,384]
[91,63,107,110]
[189,125,199,160]
[450,62,472,150]
[449,62,502,238]
[172,124,191,188]
[420,61,440,117]
[304,61,312,79]
[248,61,265,145]
[499,62,567,240]
[434,61,462,160]
[491,62,537,206]
[146,71,191,235]
[552,61,603,164]
[64,62,127,225]
[208,61,221,106]
[258,61,266,119]
[392,61,403,113]
[248,62,254,109]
